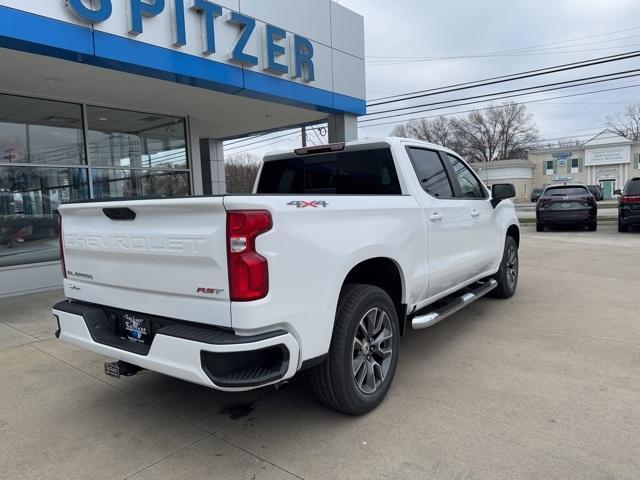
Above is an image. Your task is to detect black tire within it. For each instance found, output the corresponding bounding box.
[310,284,400,415]
[588,221,597,232]
[536,222,544,232]
[618,220,629,233]
[490,236,519,299]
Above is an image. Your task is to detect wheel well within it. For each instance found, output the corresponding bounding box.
[342,258,406,334]
[507,224,520,247]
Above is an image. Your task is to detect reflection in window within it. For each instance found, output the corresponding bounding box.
[407,148,453,198]
[446,155,486,199]
[0,167,89,267]
[87,107,187,169]
[0,94,192,271]
[92,169,190,199]
[0,94,85,166]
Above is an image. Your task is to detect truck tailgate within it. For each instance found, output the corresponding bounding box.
[59,197,231,327]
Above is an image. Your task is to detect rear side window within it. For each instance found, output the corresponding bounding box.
[257,148,401,195]
[406,148,454,198]
[544,186,589,196]
[625,179,640,194]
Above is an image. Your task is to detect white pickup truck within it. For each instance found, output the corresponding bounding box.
[53,137,520,415]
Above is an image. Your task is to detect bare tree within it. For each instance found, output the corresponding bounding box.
[225,153,261,193]
[495,103,538,160]
[451,108,502,163]
[390,103,538,162]
[391,116,461,151]
[605,104,640,141]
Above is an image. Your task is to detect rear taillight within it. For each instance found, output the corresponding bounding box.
[58,214,67,279]
[621,195,640,204]
[226,210,272,302]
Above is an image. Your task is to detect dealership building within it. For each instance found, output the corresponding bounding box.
[0,1,365,297]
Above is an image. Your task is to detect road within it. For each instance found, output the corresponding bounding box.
[1,225,639,479]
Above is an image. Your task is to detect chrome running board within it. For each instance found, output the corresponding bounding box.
[411,279,498,330]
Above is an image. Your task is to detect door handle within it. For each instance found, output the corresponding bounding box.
[429,213,444,222]
[471,209,480,218]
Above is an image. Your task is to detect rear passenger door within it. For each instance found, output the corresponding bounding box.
[406,148,475,298]
[444,154,500,276]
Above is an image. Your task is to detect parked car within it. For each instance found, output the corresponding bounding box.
[531,187,543,202]
[52,138,520,415]
[615,177,640,232]
[587,185,604,201]
[536,184,598,232]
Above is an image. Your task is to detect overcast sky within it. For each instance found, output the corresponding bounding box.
[229,0,640,156]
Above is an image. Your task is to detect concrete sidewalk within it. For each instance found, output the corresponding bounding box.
[1,225,640,479]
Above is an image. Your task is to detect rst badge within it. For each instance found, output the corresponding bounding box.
[287,201,329,209]
[196,287,224,295]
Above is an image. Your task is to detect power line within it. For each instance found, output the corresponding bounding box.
[358,82,640,129]
[225,131,299,152]
[367,26,640,61]
[360,73,640,123]
[367,49,640,105]
[366,69,640,117]
[225,126,326,153]
[366,43,640,66]
[227,134,302,157]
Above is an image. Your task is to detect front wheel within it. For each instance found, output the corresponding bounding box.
[490,236,519,299]
[588,221,597,231]
[310,284,400,415]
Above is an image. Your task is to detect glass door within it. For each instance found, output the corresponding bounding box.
[600,180,615,200]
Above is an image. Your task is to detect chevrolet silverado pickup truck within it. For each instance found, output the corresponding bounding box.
[53,138,520,415]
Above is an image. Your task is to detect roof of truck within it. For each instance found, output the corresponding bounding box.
[262,137,455,161]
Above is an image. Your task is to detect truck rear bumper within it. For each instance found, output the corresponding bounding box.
[52,301,300,392]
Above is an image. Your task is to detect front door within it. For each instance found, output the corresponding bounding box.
[405,147,475,299]
[600,180,615,200]
[444,154,501,277]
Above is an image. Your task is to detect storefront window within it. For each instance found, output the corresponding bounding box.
[92,169,190,199]
[0,167,89,267]
[87,106,187,169]
[0,95,87,267]
[0,94,191,269]
[0,94,85,165]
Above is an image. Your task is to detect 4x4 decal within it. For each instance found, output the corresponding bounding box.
[287,201,329,209]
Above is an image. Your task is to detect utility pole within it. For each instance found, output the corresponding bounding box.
[301,126,307,147]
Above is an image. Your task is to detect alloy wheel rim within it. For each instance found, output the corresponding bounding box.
[352,307,394,394]
[506,246,518,290]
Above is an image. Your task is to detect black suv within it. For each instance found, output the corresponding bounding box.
[587,185,604,201]
[531,187,543,202]
[536,185,598,232]
[616,178,640,232]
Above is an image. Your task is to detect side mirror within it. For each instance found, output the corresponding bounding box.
[491,183,516,208]
[614,189,622,196]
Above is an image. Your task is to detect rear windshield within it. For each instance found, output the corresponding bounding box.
[257,148,402,195]
[544,186,589,196]
[625,179,640,194]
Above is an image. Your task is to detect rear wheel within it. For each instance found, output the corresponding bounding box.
[491,236,519,299]
[311,284,399,415]
[619,219,629,232]
[588,221,597,231]
[536,222,544,232]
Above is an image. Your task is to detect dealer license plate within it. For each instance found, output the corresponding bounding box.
[122,312,152,344]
